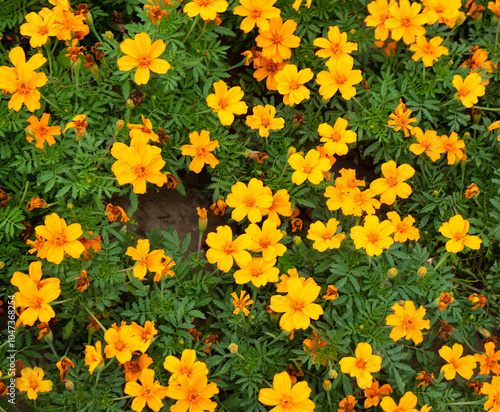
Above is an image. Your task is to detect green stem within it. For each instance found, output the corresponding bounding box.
[183,16,199,43]
[17,181,30,208]
[83,306,107,332]
[495,17,500,48]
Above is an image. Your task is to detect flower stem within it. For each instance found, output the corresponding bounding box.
[83,306,107,332]
[183,16,199,43]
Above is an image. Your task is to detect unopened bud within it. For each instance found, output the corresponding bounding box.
[472,109,481,125]
[116,120,124,130]
[387,268,398,278]
[65,380,75,391]
[26,127,36,138]
[417,267,427,277]
[0,262,5,270]
[328,369,338,379]
[179,339,184,345]
[229,343,239,353]
[72,57,81,71]
[350,29,356,34]
[455,13,466,27]
[105,31,114,40]
[359,324,364,329]
[477,327,491,339]
[67,203,73,209]
[287,147,297,157]
[196,207,208,231]
[126,99,135,109]
[90,63,99,80]
[85,11,94,26]
[322,380,332,391]
[293,236,302,246]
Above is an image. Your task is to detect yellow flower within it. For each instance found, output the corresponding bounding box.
[423,0,463,27]
[317,117,357,156]
[386,211,420,242]
[474,342,500,375]
[85,341,104,374]
[409,36,448,66]
[124,369,168,412]
[183,0,228,21]
[245,219,287,261]
[111,137,167,194]
[163,349,209,384]
[434,132,465,165]
[339,342,382,389]
[258,371,315,411]
[245,104,285,137]
[306,219,345,252]
[234,257,280,287]
[15,367,53,400]
[181,130,220,173]
[26,113,61,149]
[117,32,170,85]
[206,80,248,126]
[350,215,395,256]
[270,277,324,331]
[274,64,313,106]
[128,115,159,143]
[313,26,358,63]
[154,255,176,282]
[482,376,500,412]
[233,0,281,32]
[263,188,293,226]
[438,214,482,253]
[166,374,219,412]
[288,149,332,185]
[20,8,57,48]
[253,57,289,90]
[226,178,273,223]
[340,187,381,216]
[205,225,252,272]
[489,0,500,17]
[123,354,154,383]
[63,114,88,140]
[365,0,396,41]
[452,73,486,108]
[11,261,61,326]
[255,17,301,62]
[385,0,427,45]
[439,343,477,380]
[104,323,139,364]
[126,239,165,280]
[370,160,415,205]
[34,213,85,264]
[387,99,417,138]
[409,127,443,161]
[385,301,430,345]
[131,320,158,353]
[380,391,418,412]
[316,56,363,100]
[231,290,254,316]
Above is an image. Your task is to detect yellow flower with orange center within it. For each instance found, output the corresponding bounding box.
[20,8,57,48]
[350,215,395,256]
[233,0,281,32]
[125,239,165,280]
[206,80,248,126]
[231,290,254,316]
[262,188,293,227]
[226,178,273,223]
[123,354,154,383]
[409,35,448,66]
[288,149,332,185]
[339,342,382,389]
[452,72,486,108]
[386,211,420,242]
[205,225,252,272]
[255,17,301,62]
[370,160,415,205]
[482,376,500,412]
[128,115,159,142]
[26,113,61,148]
[63,114,88,140]
[439,343,477,380]
[245,104,285,137]
[365,0,396,41]
[234,257,280,287]
[385,300,430,344]
[270,277,323,331]
[387,99,417,137]
[438,214,482,253]
[245,219,287,261]
[434,132,465,164]
[52,7,89,41]
[15,367,53,400]
[313,26,358,63]
[258,371,315,411]
[166,374,219,412]
[409,127,443,161]
[104,323,140,364]
[380,391,418,412]
[341,187,381,216]
[385,0,427,45]
[181,130,220,173]
[318,117,357,156]
[163,349,208,384]
[423,0,463,27]
[125,369,169,412]
[316,56,363,101]
[85,341,104,374]
[131,320,158,353]
[117,32,170,85]
[474,342,500,375]
[183,0,228,20]
[306,219,345,252]
[144,0,171,23]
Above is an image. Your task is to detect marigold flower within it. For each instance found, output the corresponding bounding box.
[144,0,171,23]
[370,160,415,205]
[123,354,154,383]
[474,342,500,375]
[34,213,85,264]
[233,0,281,32]
[270,277,323,332]
[365,0,395,41]
[11,261,61,327]
[317,118,356,156]
[292,0,312,10]
[416,370,435,388]
[154,255,176,282]
[117,32,170,85]
[128,115,159,143]
[259,371,315,411]
[387,99,417,137]
[256,17,301,62]
[85,341,104,374]
[339,342,382,389]
[386,211,420,242]
[482,376,500,411]
[126,239,165,280]
[437,292,453,310]
[253,57,288,90]
[104,323,140,364]
[440,343,477,380]
[489,0,500,17]
[74,270,91,292]
[263,189,293,226]
[245,219,287,261]
[210,198,227,216]
[20,8,57,48]
[234,257,280,287]
[15,367,53,400]
[385,0,427,44]
[181,130,220,173]
[111,137,167,194]
[131,320,158,353]
[409,127,443,161]
[163,349,208,384]
[206,225,252,272]
[465,183,480,198]
[364,380,393,408]
[206,80,248,126]
[56,358,74,383]
[452,73,486,108]
[63,114,88,140]
[273,64,313,106]
[303,331,329,365]
[468,293,486,310]
[340,187,381,216]
[350,215,395,256]
[25,113,61,149]
[226,178,273,223]
[439,214,482,253]
[183,0,228,20]
[231,290,254,316]
[423,0,463,27]
[317,56,363,101]
[106,204,130,223]
[288,149,332,185]
[438,320,454,339]
[307,219,345,252]
[336,168,366,191]
[434,132,466,165]
[26,197,46,210]
[166,374,219,412]
[313,26,358,63]
[52,7,89,41]
[385,300,430,345]
[380,391,418,412]
[410,35,449,67]
[246,104,285,137]
[322,285,338,301]
[125,369,168,412]
[338,395,357,411]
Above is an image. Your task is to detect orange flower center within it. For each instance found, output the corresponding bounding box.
[367,233,379,243]
[223,243,235,255]
[141,126,152,133]
[261,118,271,127]
[31,296,43,309]
[137,56,152,68]
[179,366,192,376]
[244,197,256,208]
[74,120,88,129]
[218,98,228,110]
[458,87,470,97]
[196,147,207,155]
[250,9,262,18]
[130,362,141,373]
[251,268,263,277]
[453,232,465,242]
[259,239,271,248]
[18,82,31,95]
[188,388,200,403]
[133,165,147,177]
[289,80,300,90]
[400,17,411,27]
[53,235,66,246]
[334,74,347,85]
[280,395,293,407]
[291,301,305,311]
[330,44,341,54]
[303,164,313,173]
[115,341,125,351]
[385,176,398,187]
[355,358,367,369]
[271,33,283,45]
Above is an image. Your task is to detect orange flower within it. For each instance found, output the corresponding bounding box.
[474,342,500,375]
[409,127,443,161]
[106,204,130,223]
[434,132,465,165]
[468,293,486,310]
[439,343,477,380]
[385,300,430,345]
[85,341,104,374]
[124,369,168,412]
[386,211,420,242]
[313,26,358,63]
[438,292,454,310]
[482,376,500,412]
[183,0,228,20]
[128,115,159,143]
[253,57,289,90]
[144,0,171,23]
[370,160,415,205]
[255,17,301,62]
[206,80,248,126]
[380,391,418,412]
[340,187,381,216]
[123,354,154,383]
[225,178,273,223]
[205,225,252,272]
[258,371,315,411]
[125,239,165,280]
[35,213,85,264]
[365,0,396,41]
[350,215,395,256]
[20,8,57,48]
[438,214,482,253]
[322,285,338,301]
[104,323,140,364]
[163,349,208,384]
[316,56,363,100]
[303,331,329,365]
[26,197,46,210]
[245,104,285,137]
[489,0,500,17]
[56,358,74,383]
[130,321,158,353]
[117,32,170,85]
[74,270,91,292]
[452,73,486,108]
[210,198,227,216]
[52,6,89,41]
[233,257,279,287]
[364,380,393,408]
[231,290,254,316]
[307,219,345,252]
[15,367,53,400]
[385,0,427,45]
[181,130,220,173]
[79,231,102,260]
[154,256,176,282]
[318,117,357,156]
[245,219,287,261]
[233,0,281,32]
[288,149,332,185]
[63,114,88,140]
[409,36,448,66]
[387,99,417,137]
[166,374,219,412]
[26,113,61,148]
[416,370,435,388]
[339,342,382,389]
[465,183,480,198]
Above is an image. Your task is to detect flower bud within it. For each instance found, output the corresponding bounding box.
[229,343,239,353]
[126,99,135,109]
[105,31,114,40]
[67,203,73,209]
[179,339,184,345]
[85,11,94,26]
[196,207,208,231]
[116,120,124,131]
[328,369,338,379]
[417,267,427,277]
[287,147,296,157]
[322,380,332,391]
[65,380,75,391]
[477,327,491,339]
[293,236,302,246]
[72,57,81,70]
[387,268,398,278]
[0,261,5,270]
[26,127,36,138]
